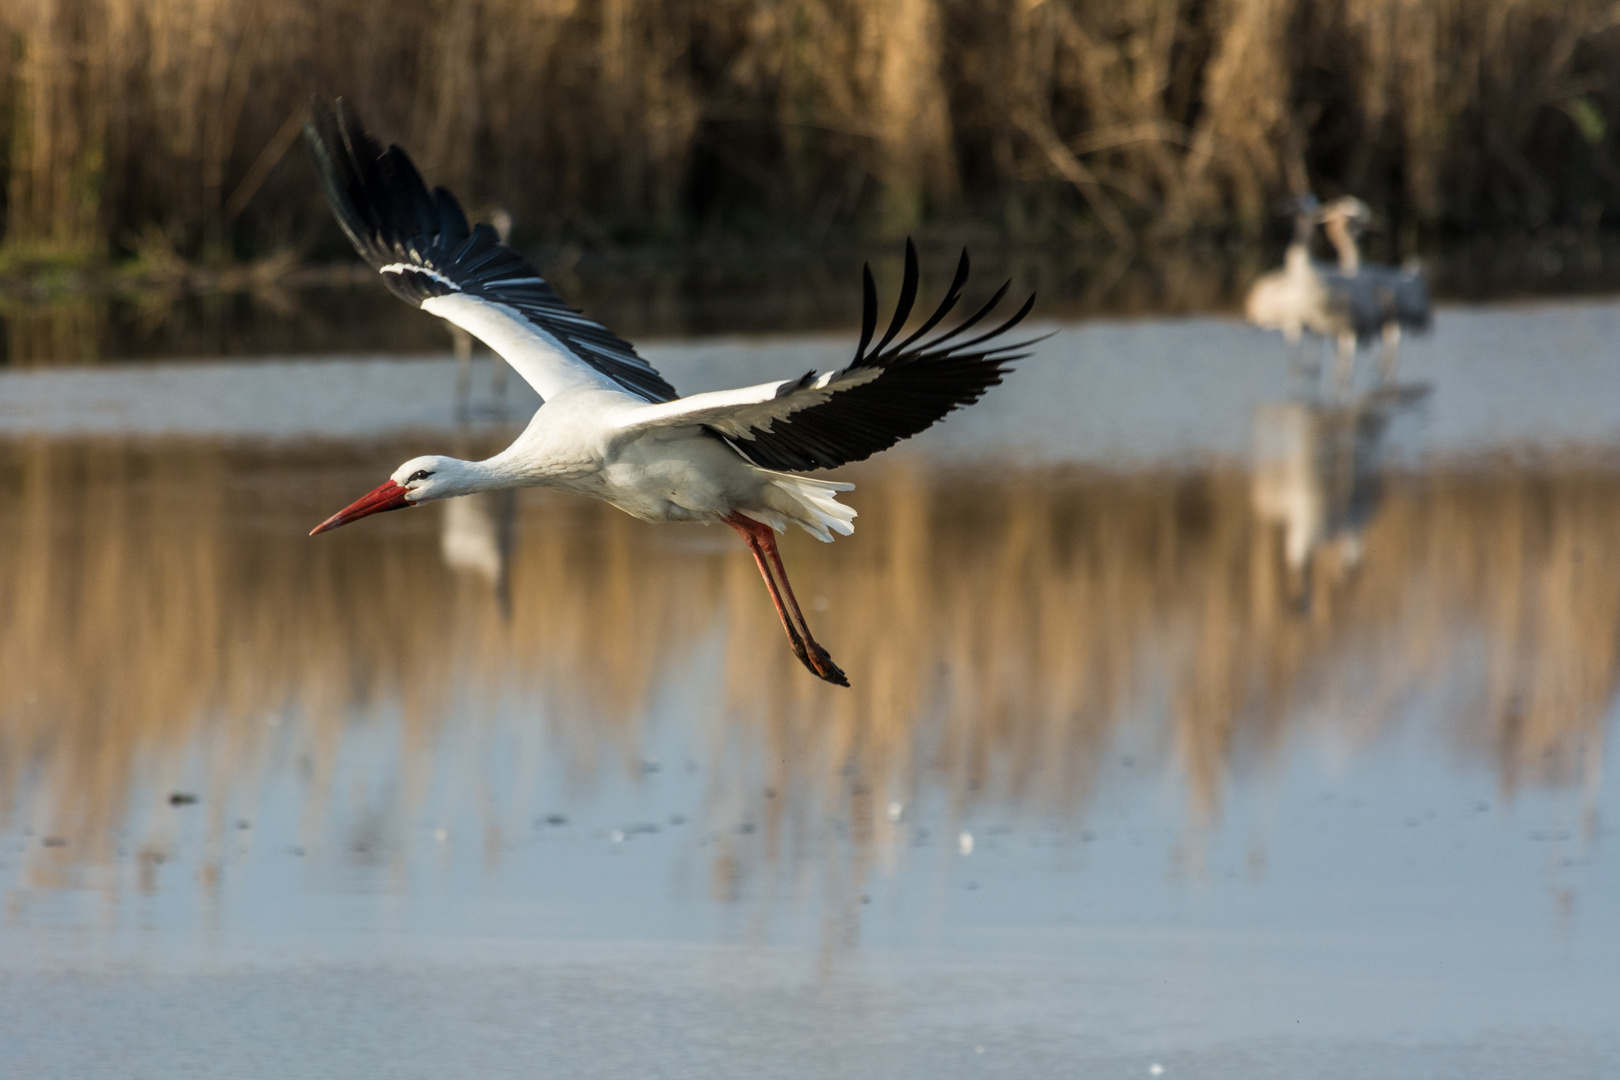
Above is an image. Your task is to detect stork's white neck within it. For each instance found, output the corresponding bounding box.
[1322,217,1361,273]
[1284,241,1313,276]
[451,454,531,496]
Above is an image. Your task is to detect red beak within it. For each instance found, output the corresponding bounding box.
[309,479,413,535]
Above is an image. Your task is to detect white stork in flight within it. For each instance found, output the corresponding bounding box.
[303,99,1039,686]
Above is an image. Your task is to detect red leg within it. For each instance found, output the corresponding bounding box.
[754,524,847,686]
[728,516,810,665]
[725,516,849,687]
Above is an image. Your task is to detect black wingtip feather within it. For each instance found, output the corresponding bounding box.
[893,247,971,354]
[924,279,1011,351]
[721,242,1043,473]
[853,265,879,365]
[870,238,920,358]
[304,98,384,269]
[952,291,1037,352]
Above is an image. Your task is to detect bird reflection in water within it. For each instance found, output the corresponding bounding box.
[1251,381,1430,611]
[440,427,518,618]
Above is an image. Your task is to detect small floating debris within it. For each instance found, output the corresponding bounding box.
[609,830,626,843]
[1149,1064,1165,1076]
[433,827,449,843]
[542,814,568,827]
[958,830,974,855]
[168,792,198,806]
[887,800,904,823]
[41,837,67,848]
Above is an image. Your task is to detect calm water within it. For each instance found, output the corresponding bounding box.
[1,302,1618,1078]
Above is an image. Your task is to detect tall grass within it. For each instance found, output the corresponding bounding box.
[2,0,1618,261]
[0,441,1612,894]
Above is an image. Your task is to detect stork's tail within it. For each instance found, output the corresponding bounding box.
[737,472,858,542]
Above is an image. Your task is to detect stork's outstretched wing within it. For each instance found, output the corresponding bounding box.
[615,240,1038,471]
[304,98,677,404]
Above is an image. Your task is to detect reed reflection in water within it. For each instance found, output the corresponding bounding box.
[0,435,1612,911]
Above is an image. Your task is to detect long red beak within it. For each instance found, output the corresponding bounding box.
[309,479,413,535]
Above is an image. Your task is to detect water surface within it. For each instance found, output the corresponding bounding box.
[0,303,1616,1078]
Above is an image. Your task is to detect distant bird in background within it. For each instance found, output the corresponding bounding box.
[302,99,1039,686]
[1245,194,1428,396]
[1315,196,1431,384]
[1244,194,1362,383]
[451,206,513,413]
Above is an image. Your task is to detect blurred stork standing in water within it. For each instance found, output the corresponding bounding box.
[302,99,1039,686]
[1315,196,1431,385]
[1244,194,1362,386]
[1246,195,1431,397]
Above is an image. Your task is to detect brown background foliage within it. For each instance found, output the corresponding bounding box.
[2,0,1619,260]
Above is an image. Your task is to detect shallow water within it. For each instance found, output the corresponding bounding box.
[1,303,1617,1078]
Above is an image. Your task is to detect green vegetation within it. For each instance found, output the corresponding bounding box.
[1,0,1618,275]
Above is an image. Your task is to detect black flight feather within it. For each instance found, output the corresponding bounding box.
[303,97,678,403]
[712,242,1042,472]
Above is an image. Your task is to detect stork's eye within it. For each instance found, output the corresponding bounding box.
[406,469,434,483]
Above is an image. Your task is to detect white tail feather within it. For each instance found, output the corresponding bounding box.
[750,473,858,542]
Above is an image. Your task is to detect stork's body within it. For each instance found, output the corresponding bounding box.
[1245,196,1365,376]
[303,100,1037,686]
[1317,197,1430,383]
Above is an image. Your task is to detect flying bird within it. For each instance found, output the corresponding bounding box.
[303,100,1039,686]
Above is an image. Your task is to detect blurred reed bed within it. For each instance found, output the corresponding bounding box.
[0,438,1614,900]
[1,0,1617,266]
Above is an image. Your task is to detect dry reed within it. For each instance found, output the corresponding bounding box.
[1,0,1617,262]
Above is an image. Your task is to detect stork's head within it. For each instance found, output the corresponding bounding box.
[309,455,467,535]
[1317,196,1372,234]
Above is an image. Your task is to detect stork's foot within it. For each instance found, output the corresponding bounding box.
[802,641,849,687]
